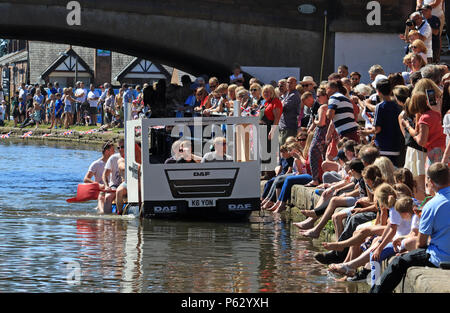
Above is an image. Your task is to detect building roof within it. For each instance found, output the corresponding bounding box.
[0,50,28,66]
[40,48,94,79]
[114,57,171,82]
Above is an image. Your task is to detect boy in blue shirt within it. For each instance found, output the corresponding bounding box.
[370,162,450,293]
[54,93,63,128]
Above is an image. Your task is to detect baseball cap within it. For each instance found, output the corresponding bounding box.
[372,74,388,89]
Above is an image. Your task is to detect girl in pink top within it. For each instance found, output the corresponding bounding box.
[403,92,446,174]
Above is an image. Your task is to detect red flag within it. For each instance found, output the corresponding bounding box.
[66,183,101,203]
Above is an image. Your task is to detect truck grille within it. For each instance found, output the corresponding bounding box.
[164,168,239,198]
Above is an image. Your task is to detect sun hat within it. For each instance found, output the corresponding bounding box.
[301,76,317,87]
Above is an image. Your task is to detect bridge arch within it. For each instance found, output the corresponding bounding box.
[0,0,413,82]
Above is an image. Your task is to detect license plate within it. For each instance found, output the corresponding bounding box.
[188,199,216,207]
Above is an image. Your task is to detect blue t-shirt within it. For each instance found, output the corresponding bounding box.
[279,157,294,175]
[419,186,450,267]
[373,100,403,155]
[33,95,44,105]
[123,90,134,104]
[55,99,63,115]
[185,94,196,107]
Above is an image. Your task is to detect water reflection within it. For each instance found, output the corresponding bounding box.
[0,141,369,293]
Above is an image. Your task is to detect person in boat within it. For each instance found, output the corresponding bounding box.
[201,137,233,162]
[102,138,125,213]
[84,140,115,213]
[176,140,201,163]
[115,141,142,214]
[115,157,127,214]
[165,140,183,164]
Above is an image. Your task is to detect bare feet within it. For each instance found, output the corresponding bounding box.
[299,210,317,218]
[272,203,286,214]
[266,202,280,212]
[322,242,344,252]
[262,201,274,210]
[298,228,320,239]
[293,217,316,230]
[328,263,355,277]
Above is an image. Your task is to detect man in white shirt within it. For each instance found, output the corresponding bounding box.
[410,11,433,63]
[74,81,88,125]
[417,0,444,35]
[201,137,233,162]
[87,84,99,126]
[18,83,27,102]
[84,141,115,213]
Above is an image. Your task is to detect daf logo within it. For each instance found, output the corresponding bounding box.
[193,172,210,177]
[154,206,177,213]
[228,204,252,211]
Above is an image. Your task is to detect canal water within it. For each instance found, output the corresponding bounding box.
[0,140,369,293]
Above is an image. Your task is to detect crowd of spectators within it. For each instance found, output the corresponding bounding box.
[260,2,450,293]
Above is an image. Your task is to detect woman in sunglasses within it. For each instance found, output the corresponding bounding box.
[409,39,428,65]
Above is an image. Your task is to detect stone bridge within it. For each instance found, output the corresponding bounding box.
[0,0,414,81]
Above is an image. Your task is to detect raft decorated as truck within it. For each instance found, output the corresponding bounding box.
[125,116,278,220]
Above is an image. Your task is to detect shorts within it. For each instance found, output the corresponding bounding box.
[344,196,358,207]
[404,147,426,176]
[89,106,97,115]
[33,111,41,122]
[76,102,82,111]
[119,181,127,189]
[340,206,354,218]
[81,102,89,111]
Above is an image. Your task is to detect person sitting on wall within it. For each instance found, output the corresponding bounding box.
[201,137,233,162]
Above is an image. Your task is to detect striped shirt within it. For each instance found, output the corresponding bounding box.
[328,93,358,136]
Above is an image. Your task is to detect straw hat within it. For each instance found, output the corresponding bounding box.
[300,76,317,87]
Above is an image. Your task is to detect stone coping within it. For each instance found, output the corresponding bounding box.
[0,126,122,146]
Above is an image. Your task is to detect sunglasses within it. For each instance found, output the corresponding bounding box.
[210,85,217,88]
[411,46,417,48]
[118,145,124,149]
[297,138,306,142]
[250,89,258,92]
